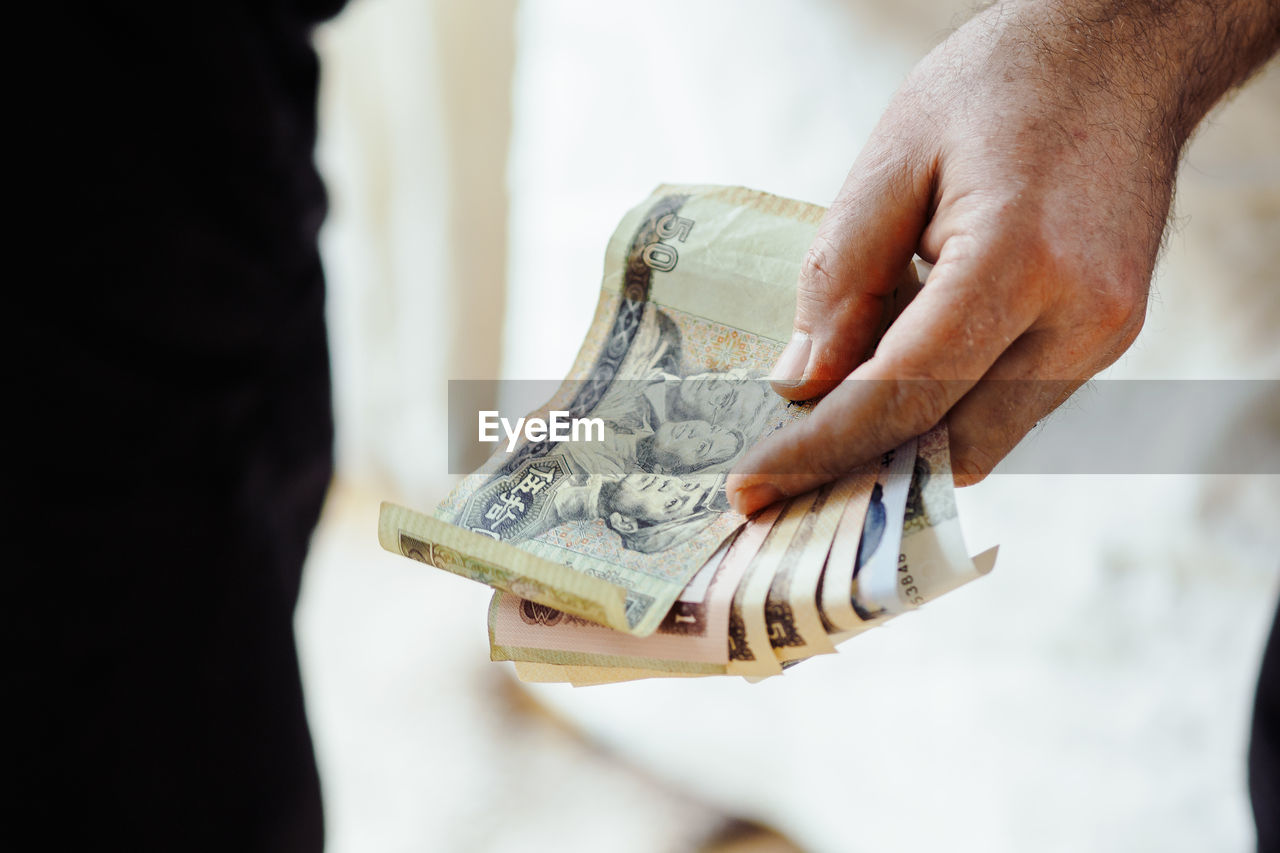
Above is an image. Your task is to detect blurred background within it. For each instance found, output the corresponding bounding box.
[296,1,1280,850]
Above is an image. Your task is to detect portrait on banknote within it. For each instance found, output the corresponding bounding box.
[386,187,850,635]
[440,301,790,557]
[439,193,805,557]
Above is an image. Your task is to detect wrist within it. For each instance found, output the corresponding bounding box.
[995,0,1279,153]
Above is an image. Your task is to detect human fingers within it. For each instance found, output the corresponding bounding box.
[942,330,1083,486]
[769,136,934,402]
[729,236,1040,514]
[944,276,1149,484]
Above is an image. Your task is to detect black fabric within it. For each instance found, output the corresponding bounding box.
[1253,599,1280,853]
[22,3,342,849]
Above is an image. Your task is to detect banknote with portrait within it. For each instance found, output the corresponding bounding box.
[380,187,829,635]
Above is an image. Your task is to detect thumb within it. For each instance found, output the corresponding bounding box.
[771,145,932,401]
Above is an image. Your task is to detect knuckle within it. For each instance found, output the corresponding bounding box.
[889,375,954,434]
[1091,278,1145,334]
[949,427,1002,486]
[1079,274,1149,367]
[996,230,1064,317]
[951,450,992,487]
[799,236,843,300]
[1114,303,1146,350]
[1096,308,1147,369]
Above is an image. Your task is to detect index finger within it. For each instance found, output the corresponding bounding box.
[727,239,1040,513]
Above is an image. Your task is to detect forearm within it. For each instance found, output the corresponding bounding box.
[905,0,1280,273]
[997,0,1279,150]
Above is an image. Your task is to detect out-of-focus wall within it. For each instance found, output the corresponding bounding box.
[316,0,515,505]
[503,0,920,382]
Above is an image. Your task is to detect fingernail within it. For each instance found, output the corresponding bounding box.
[769,331,811,387]
[730,482,784,515]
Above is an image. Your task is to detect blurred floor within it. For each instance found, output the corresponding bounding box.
[302,1,1279,851]
[297,481,805,853]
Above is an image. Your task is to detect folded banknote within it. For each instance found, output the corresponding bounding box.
[378,185,996,683]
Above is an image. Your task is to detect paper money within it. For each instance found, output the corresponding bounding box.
[381,186,829,636]
[848,436,918,622]
[765,475,863,663]
[508,423,997,684]
[376,184,999,681]
[378,502,631,631]
[816,462,879,633]
[489,503,784,673]
[512,661,710,686]
[727,492,819,677]
[858,425,989,616]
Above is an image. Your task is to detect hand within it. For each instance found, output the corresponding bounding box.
[728,0,1279,514]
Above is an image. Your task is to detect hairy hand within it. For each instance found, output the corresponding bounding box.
[728,0,1279,514]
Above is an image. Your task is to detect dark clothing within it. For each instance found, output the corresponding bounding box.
[24,3,341,849]
[1253,600,1280,852]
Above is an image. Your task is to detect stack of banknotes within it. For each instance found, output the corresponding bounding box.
[378,185,997,685]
